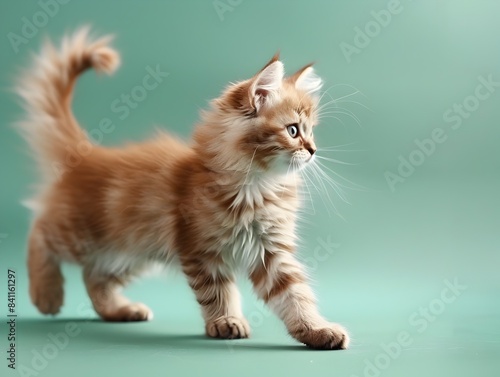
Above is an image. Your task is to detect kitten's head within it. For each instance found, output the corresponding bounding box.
[194,54,322,176]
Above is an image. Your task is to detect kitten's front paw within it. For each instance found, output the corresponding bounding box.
[206,316,250,339]
[293,322,350,350]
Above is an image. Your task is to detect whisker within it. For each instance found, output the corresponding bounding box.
[307,163,335,217]
[301,166,321,196]
[298,163,315,215]
[243,146,259,186]
[315,155,358,166]
[311,162,349,204]
[317,91,362,114]
[317,91,359,111]
[332,99,373,113]
[319,148,366,153]
[317,115,349,130]
[318,143,365,152]
[318,108,362,126]
[280,156,294,199]
[315,84,348,106]
[315,159,367,192]
[321,83,367,99]
[308,164,348,221]
[317,88,367,130]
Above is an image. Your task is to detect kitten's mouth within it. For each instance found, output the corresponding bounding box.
[289,156,314,172]
[277,153,314,174]
[299,154,315,166]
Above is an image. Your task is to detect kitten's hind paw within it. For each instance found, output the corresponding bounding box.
[206,316,250,339]
[102,303,153,322]
[30,283,64,315]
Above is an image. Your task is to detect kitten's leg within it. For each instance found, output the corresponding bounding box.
[28,224,64,315]
[83,267,152,322]
[250,251,349,350]
[182,260,250,339]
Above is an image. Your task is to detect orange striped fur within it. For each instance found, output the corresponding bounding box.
[16,28,349,349]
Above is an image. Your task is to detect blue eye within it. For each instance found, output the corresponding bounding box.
[287,124,299,138]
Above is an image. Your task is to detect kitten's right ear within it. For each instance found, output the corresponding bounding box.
[248,53,284,112]
[289,64,323,96]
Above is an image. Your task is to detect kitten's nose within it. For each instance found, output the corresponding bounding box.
[307,146,316,156]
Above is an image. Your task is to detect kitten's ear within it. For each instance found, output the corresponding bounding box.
[249,53,284,111]
[289,64,323,96]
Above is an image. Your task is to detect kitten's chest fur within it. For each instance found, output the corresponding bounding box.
[192,177,298,270]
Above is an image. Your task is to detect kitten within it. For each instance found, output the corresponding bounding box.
[16,27,349,350]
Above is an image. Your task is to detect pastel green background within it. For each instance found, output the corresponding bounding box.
[1,1,499,376]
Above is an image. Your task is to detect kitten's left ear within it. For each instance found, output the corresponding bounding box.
[289,64,323,96]
[249,53,284,111]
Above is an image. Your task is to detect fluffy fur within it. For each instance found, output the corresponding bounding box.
[16,27,349,350]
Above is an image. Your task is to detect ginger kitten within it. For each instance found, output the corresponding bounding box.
[16,28,349,350]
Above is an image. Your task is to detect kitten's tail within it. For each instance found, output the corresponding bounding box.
[15,26,119,181]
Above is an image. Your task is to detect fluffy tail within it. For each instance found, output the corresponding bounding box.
[16,26,120,182]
